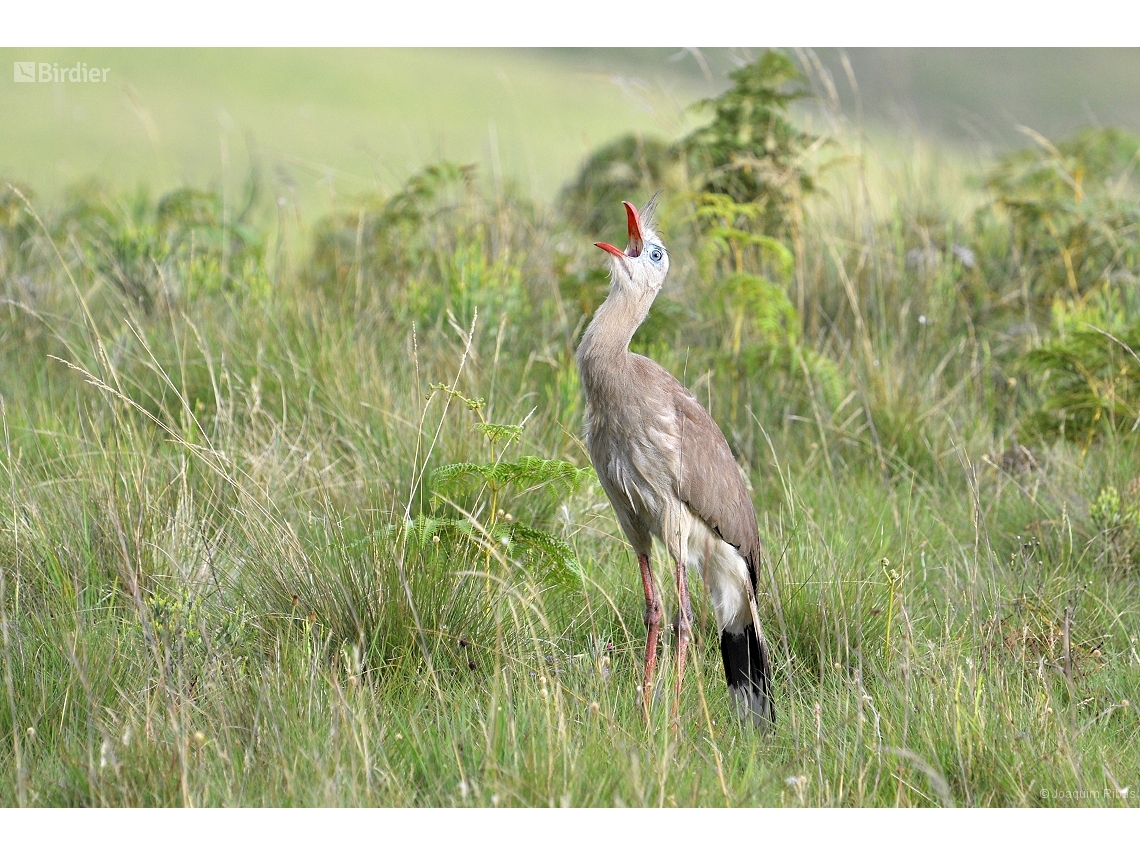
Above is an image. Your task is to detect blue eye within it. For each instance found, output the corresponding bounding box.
[650,248,663,262]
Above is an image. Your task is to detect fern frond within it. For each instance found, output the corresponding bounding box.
[474,422,524,445]
[399,515,458,548]
[431,462,490,492]
[431,456,592,498]
[506,522,584,587]
[486,456,594,496]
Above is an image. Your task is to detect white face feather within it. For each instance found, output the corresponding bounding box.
[578,201,671,360]
[611,229,670,297]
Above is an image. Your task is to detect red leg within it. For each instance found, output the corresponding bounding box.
[672,557,694,723]
[638,553,663,718]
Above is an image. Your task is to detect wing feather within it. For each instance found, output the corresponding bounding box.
[627,355,763,587]
[671,380,762,588]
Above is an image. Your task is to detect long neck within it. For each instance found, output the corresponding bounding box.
[576,286,653,388]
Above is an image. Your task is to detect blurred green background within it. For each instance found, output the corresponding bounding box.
[3,47,1139,214]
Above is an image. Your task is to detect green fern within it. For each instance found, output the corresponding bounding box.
[504,522,584,586]
[432,456,592,499]
[411,381,593,589]
[397,514,583,589]
[692,193,794,280]
[473,422,524,445]
[689,191,845,417]
[400,514,451,549]
[680,50,817,234]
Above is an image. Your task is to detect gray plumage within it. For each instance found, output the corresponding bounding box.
[577,199,774,727]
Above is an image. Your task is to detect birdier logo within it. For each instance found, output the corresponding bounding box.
[13,61,110,83]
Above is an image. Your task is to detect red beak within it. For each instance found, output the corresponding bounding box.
[594,200,645,260]
[623,201,644,257]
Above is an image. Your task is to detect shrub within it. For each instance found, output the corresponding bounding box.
[1088,485,1140,574]
[306,162,537,334]
[307,161,476,302]
[46,181,267,312]
[557,134,679,236]
[1022,285,1140,446]
[679,50,817,236]
[560,51,819,240]
[985,127,1140,310]
[690,193,843,424]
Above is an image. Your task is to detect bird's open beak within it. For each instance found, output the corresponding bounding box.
[623,201,644,257]
[594,200,644,259]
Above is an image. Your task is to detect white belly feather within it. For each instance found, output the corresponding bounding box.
[669,504,753,635]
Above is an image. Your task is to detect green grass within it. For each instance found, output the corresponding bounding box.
[2,57,1140,806]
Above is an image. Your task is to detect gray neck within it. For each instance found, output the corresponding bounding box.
[576,286,655,387]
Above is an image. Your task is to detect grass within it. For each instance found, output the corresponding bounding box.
[2,56,1140,807]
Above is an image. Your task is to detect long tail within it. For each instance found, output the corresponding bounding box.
[720,622,775,728]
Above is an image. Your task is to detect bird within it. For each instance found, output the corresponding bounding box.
[576,197,775,728]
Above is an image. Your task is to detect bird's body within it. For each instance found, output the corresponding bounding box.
[577,199,774,726]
